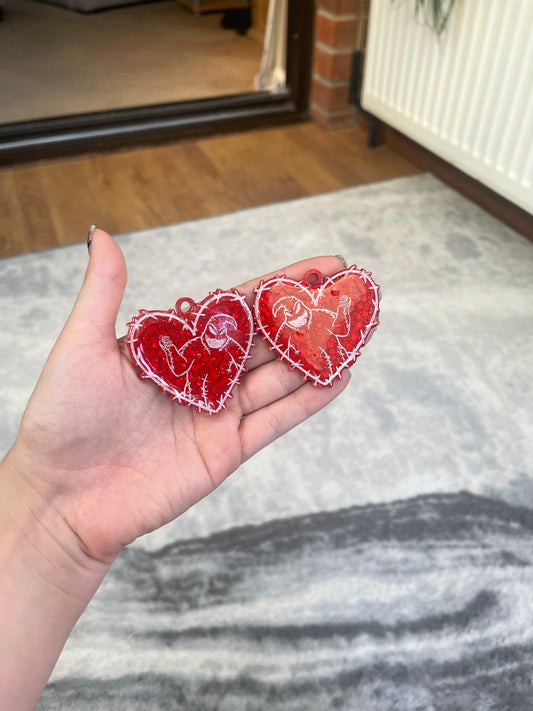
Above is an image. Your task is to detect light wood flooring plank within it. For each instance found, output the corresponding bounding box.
[0,172,31,256]
[11,168,58,253]
[197,129,309,209]
[0,123,421,259]
[249,126,346,195]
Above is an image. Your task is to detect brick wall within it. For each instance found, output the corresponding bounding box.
[311,0,370,129]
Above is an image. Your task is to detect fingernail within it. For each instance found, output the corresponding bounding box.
[87,225,96,253]
[335,254,348,269]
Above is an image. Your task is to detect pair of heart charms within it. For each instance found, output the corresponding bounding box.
[127,265,381,415]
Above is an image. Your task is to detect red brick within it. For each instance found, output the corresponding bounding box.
[316,0,359,14]
[310,104,358,129]
[311,77,351,113]
[312,46,354,81]
[315,12,358,49]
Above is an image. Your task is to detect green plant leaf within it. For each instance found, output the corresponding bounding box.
[399,0,456,38]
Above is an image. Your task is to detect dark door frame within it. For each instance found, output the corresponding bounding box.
[0,1,314,165]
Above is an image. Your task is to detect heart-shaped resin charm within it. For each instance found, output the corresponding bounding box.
[127,290,254,414]
[254,265,380,386]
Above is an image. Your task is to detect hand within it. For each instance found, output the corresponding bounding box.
[7,230,349,568]
[0,230,350,711]
[339,294,351,308]
[1,230,349,710]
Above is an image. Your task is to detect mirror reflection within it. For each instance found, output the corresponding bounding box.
[0,0,281,125]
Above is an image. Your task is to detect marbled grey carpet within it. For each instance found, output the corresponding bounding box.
[1,174,533,710]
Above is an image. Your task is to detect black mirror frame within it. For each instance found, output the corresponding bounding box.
[0,0,314,165]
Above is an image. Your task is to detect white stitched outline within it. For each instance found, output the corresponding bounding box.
[254,265,380,387]
[127,291,254,414]
[320,346,333,376]
[201,373,209,407]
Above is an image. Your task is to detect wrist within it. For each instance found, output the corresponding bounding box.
[0,449,112,711]
[0,446,112,600]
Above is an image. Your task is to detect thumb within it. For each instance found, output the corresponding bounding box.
[66,228,127,345]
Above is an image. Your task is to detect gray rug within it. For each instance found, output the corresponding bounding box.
[1,174,533,710]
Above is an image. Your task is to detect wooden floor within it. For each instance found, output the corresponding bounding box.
[0,122,421,259]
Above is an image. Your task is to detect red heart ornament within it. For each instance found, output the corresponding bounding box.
[127,290,254,414]
[254,265,381,386]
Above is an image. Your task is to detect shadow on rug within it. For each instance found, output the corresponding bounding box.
[39,492,533,711]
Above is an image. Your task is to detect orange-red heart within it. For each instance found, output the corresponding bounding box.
[254,266,380,386]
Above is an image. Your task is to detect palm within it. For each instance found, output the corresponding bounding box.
[90,343,248,542]
[14,231,348,563]
[19,337,247,559]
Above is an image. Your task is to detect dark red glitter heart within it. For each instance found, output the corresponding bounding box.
[127,290,254,414]
[254,265,380,386]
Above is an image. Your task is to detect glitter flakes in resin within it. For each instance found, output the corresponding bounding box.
[254,266,381,386]
[127,290,254,414]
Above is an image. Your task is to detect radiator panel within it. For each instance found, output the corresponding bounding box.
[362,0,533,214]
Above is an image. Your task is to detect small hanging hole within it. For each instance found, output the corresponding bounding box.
[303,269,323,286]
[175,297,194,314]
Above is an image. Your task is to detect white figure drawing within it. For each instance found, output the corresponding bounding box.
[158,314,246,398]
[271,293,353,370]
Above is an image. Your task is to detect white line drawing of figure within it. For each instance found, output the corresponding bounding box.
[273,294,351,343]
[271,294,352,375]
[158,313,245,398]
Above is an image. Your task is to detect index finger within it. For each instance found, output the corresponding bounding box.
[233,255,347,305]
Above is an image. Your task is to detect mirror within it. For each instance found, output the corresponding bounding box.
[0,0,272,125]
[0,0,314,164]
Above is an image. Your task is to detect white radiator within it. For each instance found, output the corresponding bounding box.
[361,0,533,215]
